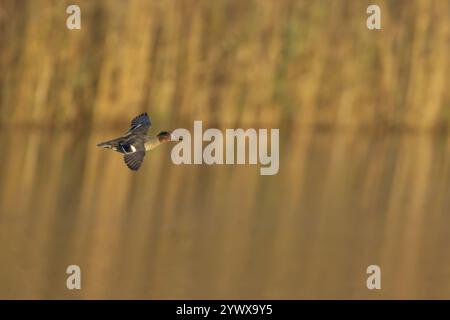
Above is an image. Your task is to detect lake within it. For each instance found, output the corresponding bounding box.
[0,127,449,299]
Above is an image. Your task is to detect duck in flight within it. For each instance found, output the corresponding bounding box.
[97,112,182,171]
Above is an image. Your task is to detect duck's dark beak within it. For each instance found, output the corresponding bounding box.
[170,133,183,141]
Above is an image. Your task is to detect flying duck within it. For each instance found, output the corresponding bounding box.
[97,112,181,171]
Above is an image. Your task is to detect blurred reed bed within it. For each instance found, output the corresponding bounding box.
[0,0,449,130]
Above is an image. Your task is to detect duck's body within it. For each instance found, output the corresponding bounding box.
[98,134,163,152]
[97,112,180,171]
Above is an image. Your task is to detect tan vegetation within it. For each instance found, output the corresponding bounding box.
[0,0,448,129]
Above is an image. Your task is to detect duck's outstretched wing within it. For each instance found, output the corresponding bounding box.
[124,150,146,171]
[126,112,151,135]
[122,139,146,171]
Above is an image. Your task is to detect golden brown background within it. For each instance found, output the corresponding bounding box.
[0,0,449,299]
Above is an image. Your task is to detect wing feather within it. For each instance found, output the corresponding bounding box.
[126,112,151,135]
[124,151,146,171]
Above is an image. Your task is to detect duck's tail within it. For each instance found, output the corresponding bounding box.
[97,137,122,149]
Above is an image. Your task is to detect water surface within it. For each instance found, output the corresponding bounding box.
[0,128,449,299]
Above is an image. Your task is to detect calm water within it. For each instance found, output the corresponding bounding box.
[0,127,449,299]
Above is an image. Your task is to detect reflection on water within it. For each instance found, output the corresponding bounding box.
[0,127,449,299]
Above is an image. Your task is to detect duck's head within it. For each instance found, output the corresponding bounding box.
[157,131,183,143]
